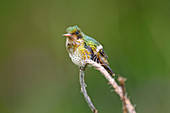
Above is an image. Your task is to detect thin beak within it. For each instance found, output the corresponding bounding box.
[62,33,71,37]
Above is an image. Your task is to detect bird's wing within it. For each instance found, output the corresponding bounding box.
[84,35,108,58]
[83,36,114,75]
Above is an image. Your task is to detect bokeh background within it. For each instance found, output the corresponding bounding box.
[0,0,170,113]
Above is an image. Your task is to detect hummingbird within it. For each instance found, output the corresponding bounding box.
[62,26,114,76]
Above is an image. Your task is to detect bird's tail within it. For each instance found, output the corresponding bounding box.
[102,63,115,76]
[98,57,115,76]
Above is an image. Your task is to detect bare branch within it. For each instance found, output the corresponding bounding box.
[79,69,98,113]
[86,60,136,113]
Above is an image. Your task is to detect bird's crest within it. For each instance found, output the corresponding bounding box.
[66,25,82,34]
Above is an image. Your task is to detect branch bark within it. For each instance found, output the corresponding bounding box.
[86,59,136,113]
[79,69,98,113]
[118,76,128,113]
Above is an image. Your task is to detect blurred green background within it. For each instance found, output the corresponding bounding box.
[0,0,170,113]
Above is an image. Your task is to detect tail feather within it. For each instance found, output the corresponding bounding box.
[92,55,115,76]
[102,63,115,76]
[98,57,115,76]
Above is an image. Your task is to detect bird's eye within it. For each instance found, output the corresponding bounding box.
[75,31,79,34]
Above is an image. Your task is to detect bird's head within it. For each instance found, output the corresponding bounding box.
[62,26,84,43]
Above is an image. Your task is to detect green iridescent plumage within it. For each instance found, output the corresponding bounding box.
[83,35,108,58]
[84,35,100,48]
